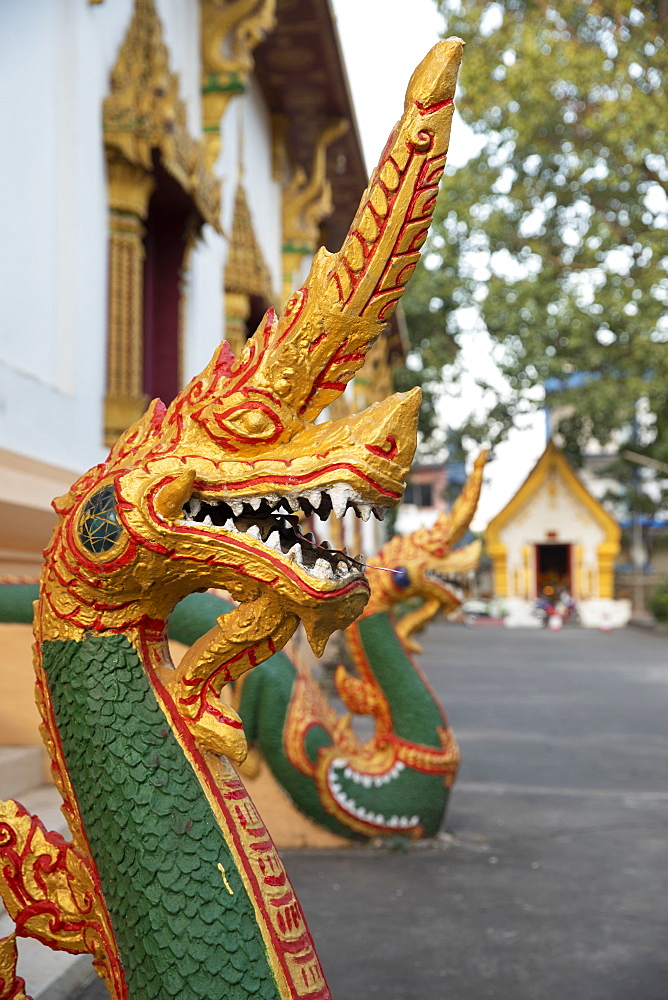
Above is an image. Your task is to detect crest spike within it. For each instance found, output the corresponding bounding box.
[235,38,465,424]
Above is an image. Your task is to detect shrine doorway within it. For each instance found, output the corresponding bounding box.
[536,543,572,600]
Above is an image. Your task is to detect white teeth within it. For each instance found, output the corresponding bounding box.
[329,484,353,518]
[372,505,386,521]
[306,489,322,510]
[181,482,390,584]
[313,558,333,580]
[265,529,282,551]
[287,543,303,566]
[354,553,366,570]
[326,761,419,831]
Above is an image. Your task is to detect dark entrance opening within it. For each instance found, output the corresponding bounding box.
[142,152,200,406]
[536,544,572,599]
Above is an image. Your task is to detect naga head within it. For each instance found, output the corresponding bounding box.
[39,38,466,667]
[364,451,487,623]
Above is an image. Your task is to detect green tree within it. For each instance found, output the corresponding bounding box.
[403,0,668,462]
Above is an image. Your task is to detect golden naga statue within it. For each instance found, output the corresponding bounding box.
[0,38,463,1000]
[383,451,488,653]
[239,453,486,843]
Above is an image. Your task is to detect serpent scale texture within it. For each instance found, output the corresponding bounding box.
[42,634,281,999]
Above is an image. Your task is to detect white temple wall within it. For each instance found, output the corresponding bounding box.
[0,1,280,479]
[219,79,284,302]
[183,227,227,381]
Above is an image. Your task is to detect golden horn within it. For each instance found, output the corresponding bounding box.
[245,38,465,421]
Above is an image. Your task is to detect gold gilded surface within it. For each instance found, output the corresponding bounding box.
[0,933,25,1000]
[104,204,148,446]
[0,799,120,996]
[365,451,487,628]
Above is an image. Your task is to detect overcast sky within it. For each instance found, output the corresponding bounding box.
[331,0,547,528]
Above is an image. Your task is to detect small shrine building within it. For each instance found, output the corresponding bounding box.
[485,441,620,604]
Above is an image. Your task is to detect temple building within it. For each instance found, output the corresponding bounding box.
[485,440,630,626]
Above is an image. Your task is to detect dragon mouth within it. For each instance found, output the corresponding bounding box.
[181,484,385,583]
[423,570,466,602]
[327,758,420,832]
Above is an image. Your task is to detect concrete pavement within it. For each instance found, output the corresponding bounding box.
[74,624,668,1000]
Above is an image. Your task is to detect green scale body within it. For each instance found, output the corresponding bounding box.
[42,634,279,997]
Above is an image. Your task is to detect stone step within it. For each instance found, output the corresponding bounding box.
[0,783,97,999]
[0,746,48,800]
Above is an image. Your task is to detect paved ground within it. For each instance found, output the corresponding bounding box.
[75,623,668,1000]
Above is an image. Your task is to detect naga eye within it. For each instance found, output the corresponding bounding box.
[393,566,411,590]
[223,407,275,438]
[204,399,284,445]
[78,485,123,555]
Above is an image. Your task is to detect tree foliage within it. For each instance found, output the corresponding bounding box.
[403,0,668,466]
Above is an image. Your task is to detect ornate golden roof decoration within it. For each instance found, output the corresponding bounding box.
[200,0,277,169]
[224,183,274,302]
[103,0,220,230]
[281,118,349,254]
[280,118,348,304]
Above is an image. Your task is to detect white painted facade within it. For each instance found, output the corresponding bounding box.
[0,0,284,478]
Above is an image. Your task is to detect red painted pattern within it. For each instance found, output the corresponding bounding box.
[416,97,454,115]
[365,436,399,461]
